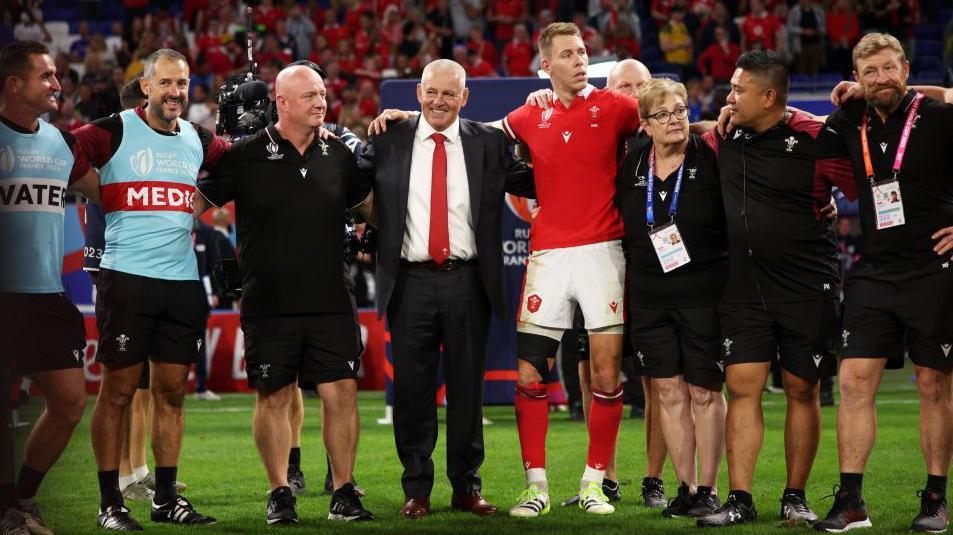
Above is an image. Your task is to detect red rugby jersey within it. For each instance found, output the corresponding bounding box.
[502,85,640,251]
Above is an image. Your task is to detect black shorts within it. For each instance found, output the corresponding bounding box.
[95,269,207,367]
[720,299,838,380]
[242,313,363,392]
[841,268,953,370]
[629,305,724,388]
[0,293,86,375]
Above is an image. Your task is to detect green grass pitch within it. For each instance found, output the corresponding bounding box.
[30,368,933,534]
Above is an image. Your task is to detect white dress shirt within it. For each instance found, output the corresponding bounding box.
[401,117,477,261]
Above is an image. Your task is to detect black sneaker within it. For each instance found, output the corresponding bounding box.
[814,488,872,532]
[912,490,949,533]
[151,495,217,525]
[267,486,298,525]
[697,495,757,527]
[663,482,695,518]
[780,493,819,526]
[820,388,835,407]
[642,477,667,508]
[97,505,143,531]
[328,482,374,521]
[288,466,307,495]
[687,488,722,518]
[603,479,622,502]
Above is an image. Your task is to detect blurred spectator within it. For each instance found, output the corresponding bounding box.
[318,8,350,49]
[685,78,706,121]
[836,216,862,277]
[54,52,79,87]
[697,25,741,81]
[861,0,909,41]
[189,61,214,100]
[467,24,499,68]
[145,4,182,48]
[287,4,316,60]
[787,0,826,75]
[487,0,526,46]
[356,79,380,118]
[573,11,600,42]
[660,5,694,71]
[256,33,293,66]
[607,20,642,60]
[355,54,383,89]
[697,1,740,51]
[187,84,216,132]
[13,9,50,42]
[588,32,611,59]
[598,0,642,44]
[379,6,403,48]
[501,23,534,76]
[69,21,92,63]
[740,0,785,52]
[254,0,287,33]
[273,18,299,60]
[467,47,498,77]
[87,35,117,70]
[450,0,488,40]
[426,0,455,59]
[652,0,674,27]
[826,0,860,78]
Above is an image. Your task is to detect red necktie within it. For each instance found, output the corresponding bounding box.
[428,133,450,264]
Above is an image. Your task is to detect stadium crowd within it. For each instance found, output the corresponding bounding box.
[2,0,953,534]
[2,0,952,137]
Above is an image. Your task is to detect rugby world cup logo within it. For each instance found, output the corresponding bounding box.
[0,146,15,175]
[504,194,538,223]
[129,148,154,177]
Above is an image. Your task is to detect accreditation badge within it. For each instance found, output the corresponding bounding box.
[650,222,691,273]
[872,180,905,230]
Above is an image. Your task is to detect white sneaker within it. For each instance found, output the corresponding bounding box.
[579,481,615,515]
[509,484,550,517]
[193,390,221,401]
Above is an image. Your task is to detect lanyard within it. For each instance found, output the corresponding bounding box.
[646,146,685,228]
[860,92,922,184]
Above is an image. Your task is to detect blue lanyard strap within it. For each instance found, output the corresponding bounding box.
[646,147,685,228]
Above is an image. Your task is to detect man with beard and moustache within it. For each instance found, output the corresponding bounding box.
[0,40,100,535]
[809,33,953,533]
[73,48,229,530]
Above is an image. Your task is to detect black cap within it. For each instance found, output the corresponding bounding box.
[287,59,327,79]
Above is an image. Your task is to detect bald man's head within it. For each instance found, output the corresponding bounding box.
[607,59,652,98]
[275,64,327,130]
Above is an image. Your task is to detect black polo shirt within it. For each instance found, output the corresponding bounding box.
[712,111,857,304]
[197,124,372,318]
[615,133,728,307]
[821,90,953,279]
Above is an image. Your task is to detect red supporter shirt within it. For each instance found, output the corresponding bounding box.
[502,85,640,251]
[742,13,782,50]
[502,40,533,76]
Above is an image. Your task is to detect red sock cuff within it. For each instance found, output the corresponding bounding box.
[516,382,548,400]
[591,386,623,407]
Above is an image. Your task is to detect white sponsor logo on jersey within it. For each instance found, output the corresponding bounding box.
[129,148,154,177]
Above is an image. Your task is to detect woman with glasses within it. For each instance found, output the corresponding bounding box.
[615,78,728,520]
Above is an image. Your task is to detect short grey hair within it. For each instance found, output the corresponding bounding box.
[143,48,188,79]
[421,59,466,90]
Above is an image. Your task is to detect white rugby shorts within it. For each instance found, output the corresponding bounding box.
[517,240,626,330]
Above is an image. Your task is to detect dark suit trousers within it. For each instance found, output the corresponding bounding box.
[388,263,490,497]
